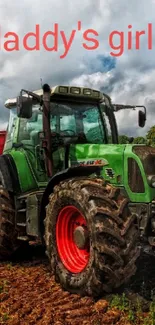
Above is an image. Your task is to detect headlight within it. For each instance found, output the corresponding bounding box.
[148,175,155,187]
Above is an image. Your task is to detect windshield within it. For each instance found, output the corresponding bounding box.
[17,102,109,146]
[16,100,117,148]
[49,102,106,143]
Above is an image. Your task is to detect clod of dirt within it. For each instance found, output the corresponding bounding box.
[101,310,121,324]
[93,299,109,313]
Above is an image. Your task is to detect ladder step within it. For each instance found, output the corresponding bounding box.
[18,209,26,213]
[17,236,29,241]
[17,222,26,227]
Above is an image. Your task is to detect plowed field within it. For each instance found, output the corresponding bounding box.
[0,247,155,325]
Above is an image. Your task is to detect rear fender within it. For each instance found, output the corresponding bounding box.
[0,154,20,193]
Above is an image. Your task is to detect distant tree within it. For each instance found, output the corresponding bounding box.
[118,135,130,144]
[132,137,146,144]
[146,126,155,146]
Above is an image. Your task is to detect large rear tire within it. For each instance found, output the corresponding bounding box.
[0,186,19,259]
[44,177,140,297]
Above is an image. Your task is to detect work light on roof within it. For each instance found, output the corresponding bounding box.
[93,91,100,97]
[70,87,81,94]
[59,86,68,93]
[83,89,91,95]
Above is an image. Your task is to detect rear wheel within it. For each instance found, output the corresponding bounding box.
[44,177,140,296]
[0,186,19,259]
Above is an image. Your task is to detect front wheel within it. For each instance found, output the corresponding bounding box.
[44,177,140,297]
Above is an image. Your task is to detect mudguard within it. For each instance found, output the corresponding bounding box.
[0,154,20,193]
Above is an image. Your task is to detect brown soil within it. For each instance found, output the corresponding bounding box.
[0,247,154,325]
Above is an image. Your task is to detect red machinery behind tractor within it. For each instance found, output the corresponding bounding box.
[0,131,6,154]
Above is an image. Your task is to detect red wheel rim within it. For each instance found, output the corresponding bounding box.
[56,205,90,273]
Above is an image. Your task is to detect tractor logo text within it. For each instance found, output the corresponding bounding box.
[71,159,109,167]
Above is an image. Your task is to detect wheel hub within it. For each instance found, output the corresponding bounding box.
[73,226,88,249]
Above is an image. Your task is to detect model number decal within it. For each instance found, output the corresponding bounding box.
[71,159,109,167]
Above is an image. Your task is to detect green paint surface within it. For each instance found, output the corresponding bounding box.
[69,143,155,203]
[9,148,48,192]
[10,149,38,192]
[69,143,125,185]
[3,107,155,203]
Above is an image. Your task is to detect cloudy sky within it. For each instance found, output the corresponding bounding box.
[0,0,155,137]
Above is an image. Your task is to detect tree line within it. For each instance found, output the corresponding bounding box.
[118,125,155,146]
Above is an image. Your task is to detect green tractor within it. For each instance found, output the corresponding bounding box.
[0,83,153,297]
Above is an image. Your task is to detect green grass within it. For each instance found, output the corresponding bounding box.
[109,293,155,324]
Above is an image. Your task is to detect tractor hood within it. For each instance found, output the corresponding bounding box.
[69,143,126,185]
[69,143,155,203]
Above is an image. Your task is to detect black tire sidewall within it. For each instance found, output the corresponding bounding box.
[0,187,19,259]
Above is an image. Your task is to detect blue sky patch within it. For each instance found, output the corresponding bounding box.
[84,55,117,74]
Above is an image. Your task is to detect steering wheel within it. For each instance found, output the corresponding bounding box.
[61,129,76,136]
[51,132,64,149]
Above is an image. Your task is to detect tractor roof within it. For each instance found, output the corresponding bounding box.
[4,85,110,109]
[4,86,57,108]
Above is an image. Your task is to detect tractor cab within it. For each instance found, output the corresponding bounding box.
[4,85,119,178]
[4,84,146,181]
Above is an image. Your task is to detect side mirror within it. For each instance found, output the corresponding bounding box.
[138,110,146,127]
[17,95,33,119]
